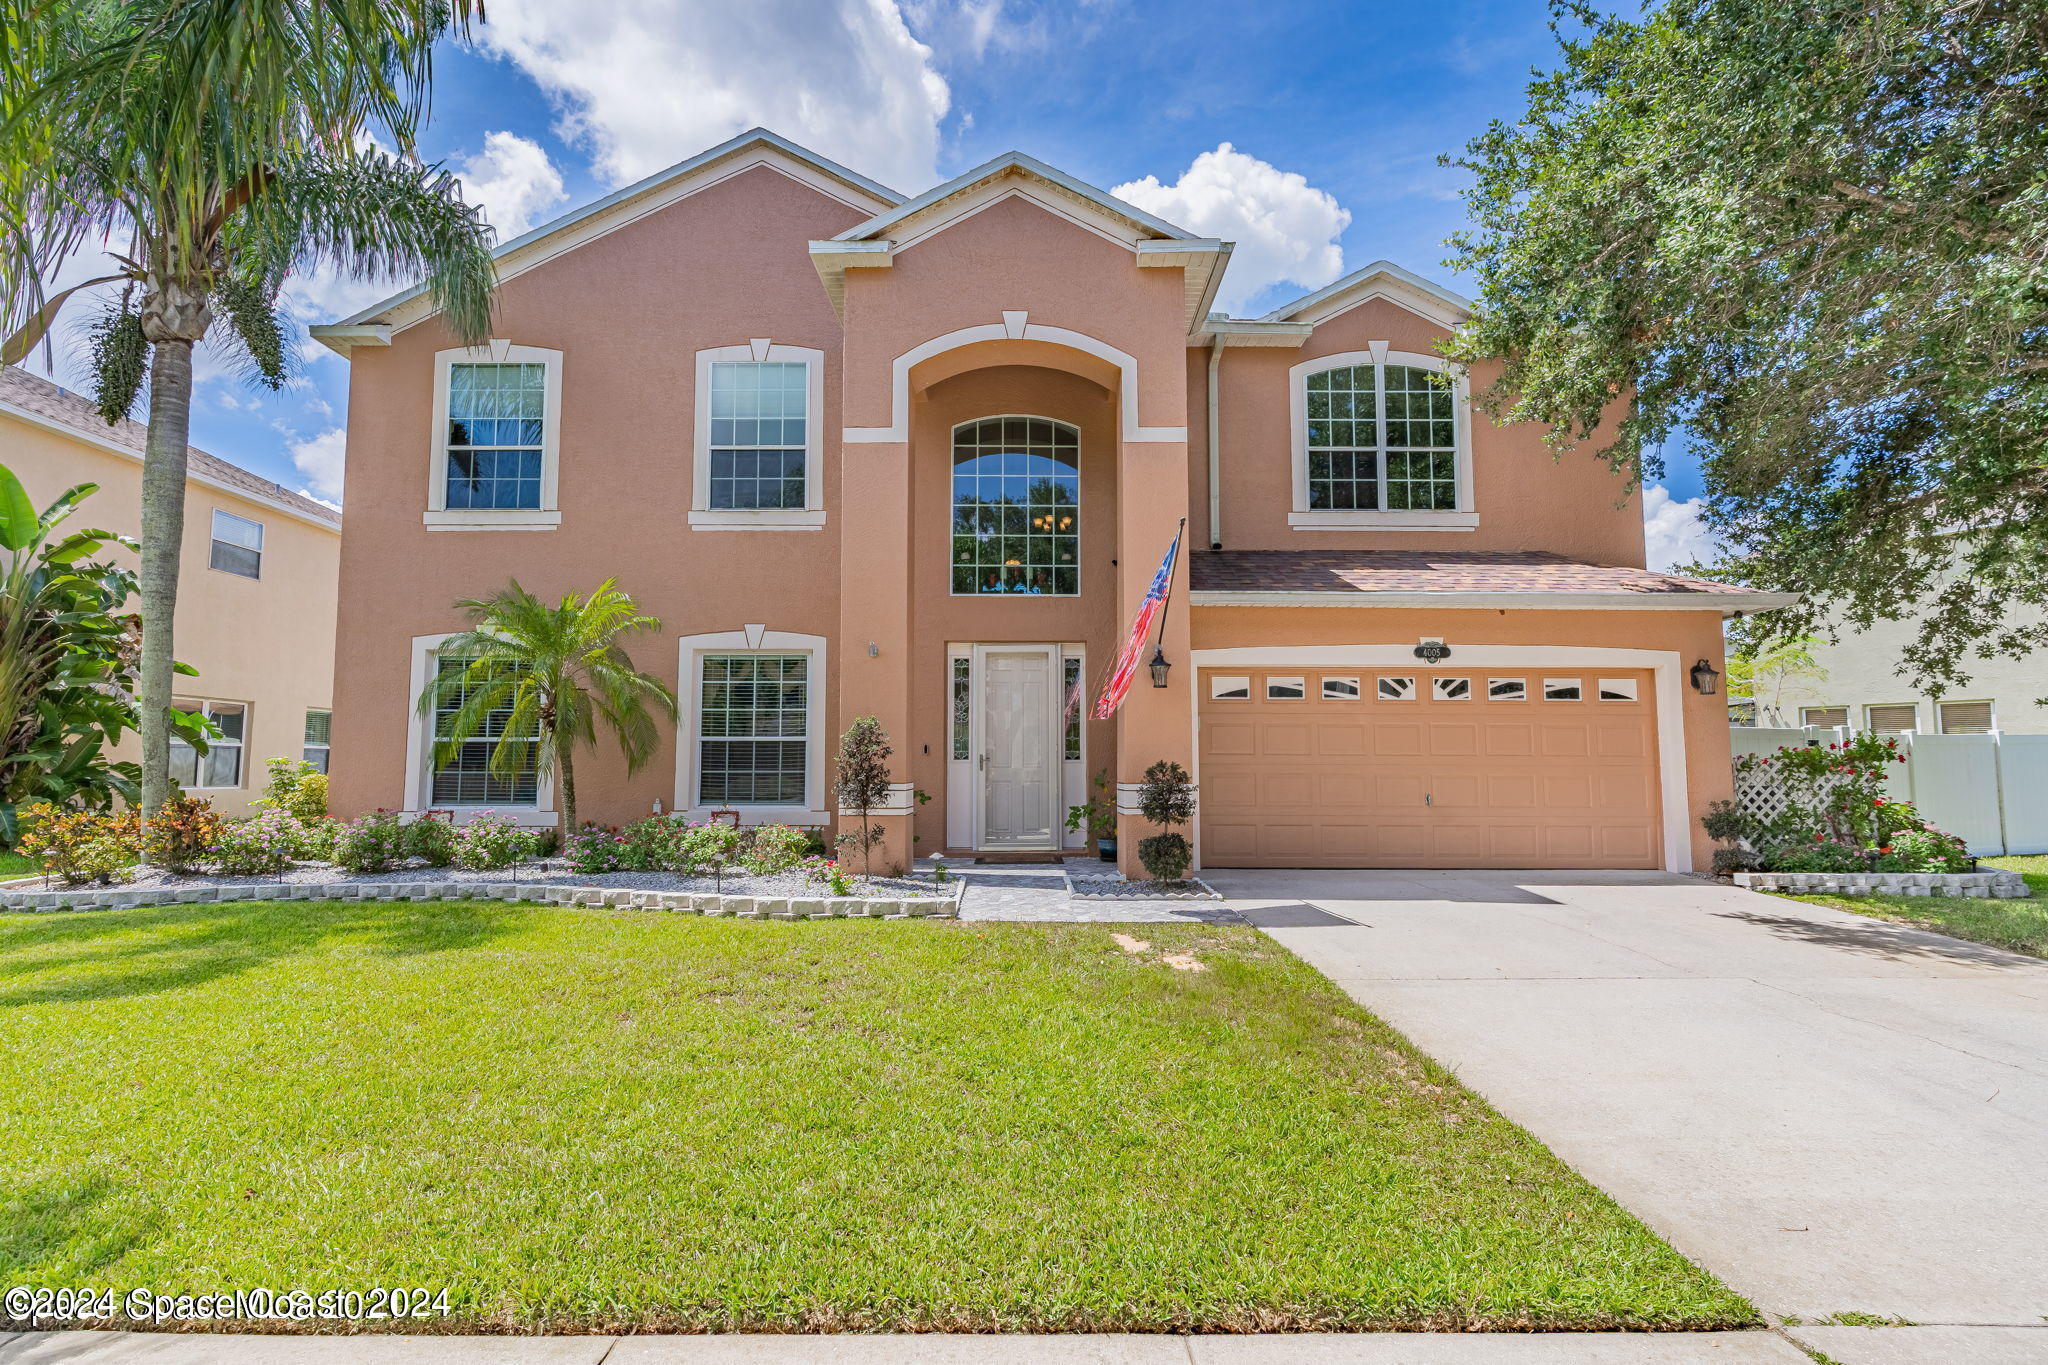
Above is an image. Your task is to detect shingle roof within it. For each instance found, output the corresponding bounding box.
[0,366,341,527]
[1189,549,1761,598]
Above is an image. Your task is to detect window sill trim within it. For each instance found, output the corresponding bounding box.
[423,510,562,531]
[679,805,830,826]
[1287,511,1479,531]
[687,509,826,531]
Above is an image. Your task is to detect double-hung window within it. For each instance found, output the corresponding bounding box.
[169,700,246,789]
[427,344,562,530]
[692,344,823,528]
[1291,351,1473,529]
[303,709,332,773]
[698,654,809,805]
[430,659,539,804]
[209,510,263,578]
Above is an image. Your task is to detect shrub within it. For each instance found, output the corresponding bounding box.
[672,821,743,876]
[1136,760,1197,882]
[402,815,459,867]
[210,809,301,876]
[743,822,810,875]
[618,815,683,871]
[294,817,343,862]
[1765,836,1870,874]
[802,855,853,896]
[1137,831,1193,882]
[144,796,224,873]
[17,804,139,885]
[454,811,536,870]
[564,823,624,874]
[332,810,406,874]
[253,757,328,822]
[833,716,894,876]
[1881,826,1973,874]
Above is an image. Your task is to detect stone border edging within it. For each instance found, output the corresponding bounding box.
[1735,869,2029,899]
[0,878,965,919]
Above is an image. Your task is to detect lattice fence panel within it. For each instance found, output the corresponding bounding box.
[1733,761,1851,833]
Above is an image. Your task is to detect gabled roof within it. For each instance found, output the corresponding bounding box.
[311,129,904,353]
[1258,260,1472,329]
[808,151,1232,330]
[0,367,342,528]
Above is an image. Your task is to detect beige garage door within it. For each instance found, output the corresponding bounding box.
[1198,667,1662,869]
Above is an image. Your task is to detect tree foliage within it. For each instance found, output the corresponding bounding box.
[833,716,895,878]
[1447,0,2048,689]
[421,579,677,841]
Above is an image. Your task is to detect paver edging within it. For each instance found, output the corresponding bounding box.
[0,877,966,920]
[1734,869,2030,899]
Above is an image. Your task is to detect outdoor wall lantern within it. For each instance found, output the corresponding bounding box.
[1149,647,1172,688]
[1690,658,1721,695]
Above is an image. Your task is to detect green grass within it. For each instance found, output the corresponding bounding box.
[0,849,39,877]
[0,901,1752,1334]
[1784,855,2048,959]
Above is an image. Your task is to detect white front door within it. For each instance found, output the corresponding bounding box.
[977,645,1060,849]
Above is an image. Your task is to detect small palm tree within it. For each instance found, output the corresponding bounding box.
[0,0,496,834]
[421,580,677,840]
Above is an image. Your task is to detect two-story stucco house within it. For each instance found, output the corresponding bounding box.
[312,129,1786,876]
[0,366,341,817]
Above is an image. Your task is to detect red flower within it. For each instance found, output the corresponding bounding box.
[1873,798,1886,806]
[1814,833,1825,842]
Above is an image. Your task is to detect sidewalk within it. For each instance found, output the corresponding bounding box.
[0,1332,1817,1364]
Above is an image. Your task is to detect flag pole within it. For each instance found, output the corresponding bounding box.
[1148,517,1187,656]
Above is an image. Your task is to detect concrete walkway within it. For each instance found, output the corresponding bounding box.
[1205,868,2048,1357]
[0,1330,1816,1363]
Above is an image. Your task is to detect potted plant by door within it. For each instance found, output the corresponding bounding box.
[1065,767,1118,860]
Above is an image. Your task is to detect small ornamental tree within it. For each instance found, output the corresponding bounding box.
[833,716,893,878]
[1136,759,1196,883]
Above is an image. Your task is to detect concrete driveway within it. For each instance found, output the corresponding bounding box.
[1204,869,2048,1349]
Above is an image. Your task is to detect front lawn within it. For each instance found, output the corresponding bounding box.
[0,901,1751,1333]
[0,849,39,877]
[1782,855,2048,959]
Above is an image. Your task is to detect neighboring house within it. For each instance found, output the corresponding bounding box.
[312,129,1785,875]
[1732,613,2048,736]
[0,366,342,817]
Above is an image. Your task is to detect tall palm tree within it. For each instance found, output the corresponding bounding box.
[0,0,496,837]
[422,580,678,840]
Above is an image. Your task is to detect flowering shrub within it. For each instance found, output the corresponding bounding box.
[294,817,343,862]
[402,815,459,867]
[1715,736,1975,874]
[564,823,625,874]
[253,757,328,822]
[802,855,853,896]
[210,809,301,876]
[18,805,139,885]
[619,816,684,871]
[453,811,536,870]
[671,821,743,876]
[742,822,810,875]
[332,810,406,874]
[144,797,225,873]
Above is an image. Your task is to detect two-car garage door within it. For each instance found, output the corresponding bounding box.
[1198,666,1662,869]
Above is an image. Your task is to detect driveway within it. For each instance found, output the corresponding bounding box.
[1204,869,2048,1347]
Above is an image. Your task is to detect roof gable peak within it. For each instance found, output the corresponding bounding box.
[1259,260,1473,330]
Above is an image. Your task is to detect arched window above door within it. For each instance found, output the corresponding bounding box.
[950,416,1080,596]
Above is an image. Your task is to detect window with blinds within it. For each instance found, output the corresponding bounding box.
[1800,706,1848,728]
[1937,700,1995,734]
[1864,703,1919,734]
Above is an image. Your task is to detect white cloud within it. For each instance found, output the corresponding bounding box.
[475,0,950,194]
[289,427,348,504]
[1113,144,1350,316]
[457,131,568,241]
[1643,485,1721,571]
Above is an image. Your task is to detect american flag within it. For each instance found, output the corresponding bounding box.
[1093,528,1183,720]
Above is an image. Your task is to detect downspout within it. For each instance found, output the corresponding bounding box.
[1206,333,1224,549]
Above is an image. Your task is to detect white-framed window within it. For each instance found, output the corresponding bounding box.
[1208,675,1251,700]
[691,343,824,529]
[426,343,563,530]
[950,415,1081,596]
[303,709,331,773]
[952,657,973,758]
[429,658,540,805]
[403,635,553,821]
[1432,676,1472,701]
[1801,706,1848,728]
[1865,703,1919,735]
[1288,348,1476,530]
[1322,676,1361,700]
[1266,676,1306,700]
[1488,678,1527,700]
[169,699,246,789]
[1063,656,1084,761]
[1377,676,1416,700]
[1937,700,1995,735]
[209,510,263,578]
[675,630,828,822]
[1543,678,1583,701]
[1597,678,1640,702]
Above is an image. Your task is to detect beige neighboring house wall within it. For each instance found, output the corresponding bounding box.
[0,367,341,816]
[1739,611,2048,735]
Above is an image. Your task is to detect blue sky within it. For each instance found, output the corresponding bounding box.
[35,0,1711,564]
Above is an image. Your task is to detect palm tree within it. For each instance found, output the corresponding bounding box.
[421,580,678,840]
[0,0,496,837]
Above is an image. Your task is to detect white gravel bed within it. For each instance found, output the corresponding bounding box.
[112,860,948,899]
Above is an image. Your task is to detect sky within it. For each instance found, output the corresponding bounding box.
[29,0,1712,566]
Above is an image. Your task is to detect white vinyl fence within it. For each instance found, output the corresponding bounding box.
[1731,727,2048,856]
